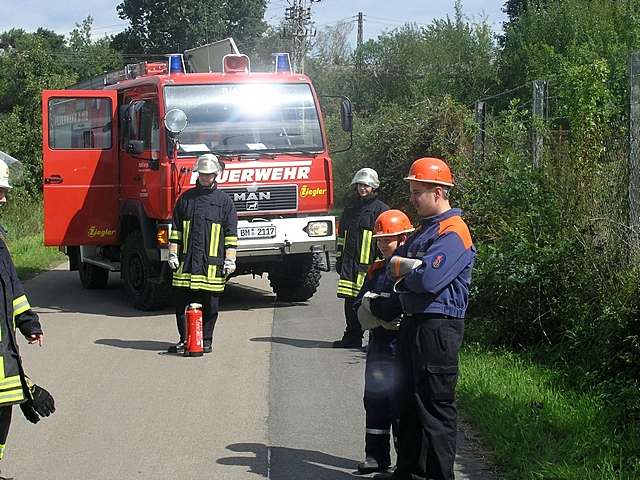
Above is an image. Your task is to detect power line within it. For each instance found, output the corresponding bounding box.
[366,15,431,27]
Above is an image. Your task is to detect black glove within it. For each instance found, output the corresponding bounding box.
[335,258,342,273]
[20,385,55,424]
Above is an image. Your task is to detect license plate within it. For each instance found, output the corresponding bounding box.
[238,224,276,239]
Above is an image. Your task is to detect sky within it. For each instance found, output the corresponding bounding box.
[0,1,507,44]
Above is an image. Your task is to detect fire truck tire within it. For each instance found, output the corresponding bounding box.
[269,253,321,302]
[78,262,109,289]
[122,231,170,310]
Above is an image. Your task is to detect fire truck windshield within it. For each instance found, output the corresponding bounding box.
[164,83,324,156]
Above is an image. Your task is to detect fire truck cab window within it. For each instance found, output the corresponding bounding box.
[164,83,324,156]
[48,98,112,150]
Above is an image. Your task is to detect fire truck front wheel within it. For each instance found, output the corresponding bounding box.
[122,231,170,310]
[268,253,322,302]
[78,262,109,289]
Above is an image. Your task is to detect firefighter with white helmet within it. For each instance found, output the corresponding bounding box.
[0,159,10,193]
[167,154,238,354]
[333,167,389,348]
[0,157,55,478]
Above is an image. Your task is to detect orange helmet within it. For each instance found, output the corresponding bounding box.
[404,157,454,187]
[373,210,415,238]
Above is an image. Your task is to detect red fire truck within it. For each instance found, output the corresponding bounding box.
[41,45,352,309]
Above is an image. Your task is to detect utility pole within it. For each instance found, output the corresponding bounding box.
[532,79,548,168]
[283,0,320,73]
[473,101,486,163]
[357,12,364,48]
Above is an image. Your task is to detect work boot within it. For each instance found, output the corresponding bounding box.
[167,341,185,354]
[332,336,362,348]
[372,468,397,480]
[203,340,213,354]
[357,457,390,474]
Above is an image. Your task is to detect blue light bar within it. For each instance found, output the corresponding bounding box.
[167,53,185,74]
[272,53,292,73]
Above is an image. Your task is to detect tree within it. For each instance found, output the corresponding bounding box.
[113,0,268,54]
[310,21,354,66]
[347,1,497,114]
[67,17,122,82]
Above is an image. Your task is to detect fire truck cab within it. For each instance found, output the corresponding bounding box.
[42,48,351,310]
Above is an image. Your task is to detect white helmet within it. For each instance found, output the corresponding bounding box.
[195,154,222,175]
[350,167,380,189]
[0,159,11,190]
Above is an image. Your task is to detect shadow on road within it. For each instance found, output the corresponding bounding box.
[94,339,173,351]
[218,442,358,479]
[250,336,336,349]
[27,270,283,317]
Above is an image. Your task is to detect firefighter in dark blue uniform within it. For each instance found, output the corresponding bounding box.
[333,168,389,348]
[0,158,55,479]
[167,154,238,354]
[379,158,476,480]
[353,210,415,475]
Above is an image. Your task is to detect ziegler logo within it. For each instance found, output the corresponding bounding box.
[233,192,271,202]
[88,226,116,238]
[300,185,327,198]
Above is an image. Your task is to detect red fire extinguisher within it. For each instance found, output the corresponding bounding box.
[184,303,204,357]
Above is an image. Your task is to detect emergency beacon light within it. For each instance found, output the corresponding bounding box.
[273,53,292,73]
[167,53,185,74]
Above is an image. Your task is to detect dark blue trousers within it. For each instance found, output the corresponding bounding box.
[364,327,399,466]
[395,315,464,480]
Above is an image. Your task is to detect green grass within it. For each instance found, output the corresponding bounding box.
[459,343,640,480]
[1,196,65,279]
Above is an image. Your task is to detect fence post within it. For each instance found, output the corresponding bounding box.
[532,80,548,168]
[474,101,486,163]
[629,52,640,254]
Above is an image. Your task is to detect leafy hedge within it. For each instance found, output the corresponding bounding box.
[331,95,640,441]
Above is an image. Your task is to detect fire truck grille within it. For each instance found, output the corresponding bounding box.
[221,185,298,213]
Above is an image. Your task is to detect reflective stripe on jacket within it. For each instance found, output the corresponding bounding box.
[170,184,238,293]
[336,197,388,298]
[0,241,42,406]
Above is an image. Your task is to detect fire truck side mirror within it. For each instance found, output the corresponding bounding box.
[340,99,353,133]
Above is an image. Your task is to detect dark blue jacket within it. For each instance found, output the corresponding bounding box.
[393,208,475,318]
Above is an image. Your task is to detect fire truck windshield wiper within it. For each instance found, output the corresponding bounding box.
[208,151,277,160]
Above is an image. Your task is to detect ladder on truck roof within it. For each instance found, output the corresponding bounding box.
[67,38,240,90]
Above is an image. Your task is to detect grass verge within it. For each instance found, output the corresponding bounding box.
[458,343,640,480]
[1,196,65,279]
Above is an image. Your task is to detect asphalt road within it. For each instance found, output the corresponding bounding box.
[2,265,497,479]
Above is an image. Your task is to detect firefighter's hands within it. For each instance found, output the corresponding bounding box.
[223,248,237,276]
[388,256,422,280]
[223,258,236,276]
[335,257,342,273]
[27,334,43,346]
[381,317,401,331]
[168,252,180,271]
[20,385,55,424]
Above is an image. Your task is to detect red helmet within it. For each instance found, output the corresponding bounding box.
[404,157,454,187]
[373,210,415,238]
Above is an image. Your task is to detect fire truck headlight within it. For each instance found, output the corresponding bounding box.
[306,221,332,237]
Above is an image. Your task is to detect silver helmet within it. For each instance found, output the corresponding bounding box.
[350,167,380,189]
[194,154,222,175]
